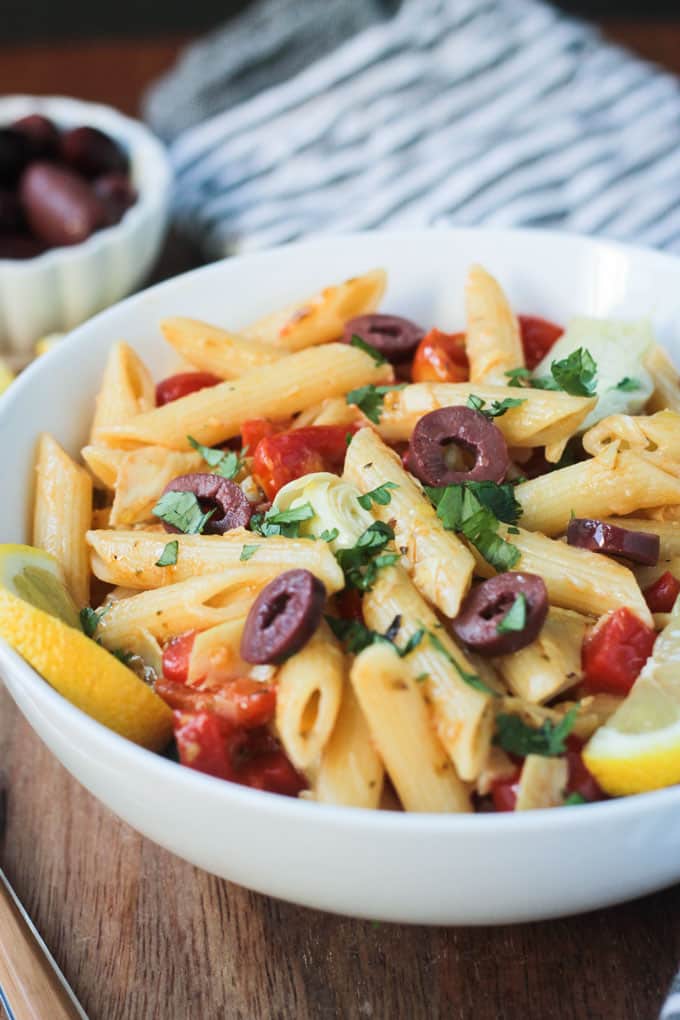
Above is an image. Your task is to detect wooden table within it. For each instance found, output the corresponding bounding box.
[2,19,680,1020]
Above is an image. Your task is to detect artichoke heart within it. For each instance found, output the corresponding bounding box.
[273,472,373,550]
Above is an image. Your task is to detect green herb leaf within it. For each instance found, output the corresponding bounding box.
[350,334,387,365]
[426,629,496,695]
[320,528,340,543]
[415,672,430,684]
[357,481,398,510]
[467,394,526,418]
[187,435,246,479]
[79,605,110,638]
[325,616,392,655]
[111,648,135,666]
[187,434,226,467]
[346,384,406,425]
[250,502,315,538]
[549,347,597,396]
[345,432,354,447]
[614,376,641,392]
[564,792,587,806]
[466,394,485,413]
[155,540,179,567]
[427,480,522,526]
[494,707,578,758]
[152,491,215,534]
[399,628,425,658]
[496,592,527,634]
[240,544,258,561]
[335,521,398,591]
[505,367,533,387]
[425,483,521,572]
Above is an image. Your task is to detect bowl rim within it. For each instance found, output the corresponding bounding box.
[3,223,680,834]
[0,93,172,272]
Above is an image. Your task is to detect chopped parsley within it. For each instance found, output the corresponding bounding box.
[505,347,598,397]
[79,605,110,638]
[346,383,406,425]
[614,376,641,392]
[239,544,258,561]
[467,394,526,418]
[426,629,496,695]
[325,615,424,658]
[250,502,315,538]
[187,435,246,479]
[350,334,387,365]
[155,540,179,567]
[415,672,430,684]
[564,792,587,806]
[111,648,135,666]
[320,528,340,543]
[335,521,399,591]
[152,491,214,534]
[494,707,578,758]
[425,482,521,572]
[496,592,527,634]
[357,481,398,510]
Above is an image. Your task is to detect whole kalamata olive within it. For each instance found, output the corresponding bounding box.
[407,406,509,486]
[161,473,252,535]
[92,172,137,225]
[0,234,47,260]
[11,114,61,160]
[451,573,548,656]
[61,126,129,178]
[567,518,660,566]
[343,313,425,364]
[0,128,30,187]
[0,190,26,235]
[240,569,326,664]
[20,162,108,246]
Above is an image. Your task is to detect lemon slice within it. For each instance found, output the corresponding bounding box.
[0,357,14,396]
[0,545,172,751]
[584,598,680,795]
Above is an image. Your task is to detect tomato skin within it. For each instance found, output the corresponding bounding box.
[412,329,468,384]
[173,711,236,780]
[518,315,564,370]
[644,571,680,614]
[157,676,276,728]
[565,736,604,803]
[490,769,521,812]
[241,418,285,451]
[582,608,656,696]
[252,425,355,499]
[162,631,197,684]
[155,372,222,406]
[238,748,307,797]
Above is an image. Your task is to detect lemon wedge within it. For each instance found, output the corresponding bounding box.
[584,597,680,795]
[0,357,14,396]
[0,544,172,751]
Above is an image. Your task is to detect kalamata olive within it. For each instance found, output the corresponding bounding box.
[0,190,26,234]
[407,406,509,486]
[161,473,252,535]
[92,172,137,225]
[451,573,548,656]
[567,518,660,566]
[61,126,129,178]
[0,128,30,187]
[11,114,61,160]
[0,234,47,260]
[20,162,108,246]
[240,569,326,664]
[343,314,425,363]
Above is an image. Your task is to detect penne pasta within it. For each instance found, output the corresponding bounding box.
[242,269,386,351]
[514,756,568,811]
[583,410,680,464]
[81,445,126,489]
[276,622,344,770]
[644,343,680,413]
[86,527,344,592]
[343,427,475,617]
[351,643,471,812]
[377,382,595,448]
[160,317,285,378]
[495,608,588,704]
[109,446,204,526]
[90,342,156,444]
[33,433,92,607]
[314,684,384,809]
[465,264,524,384]
[363,565,494,782]
[187,617,249,685]
[98,343,392,450]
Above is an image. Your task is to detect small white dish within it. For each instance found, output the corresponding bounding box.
[0,95,172,361]
[2,228,680,925]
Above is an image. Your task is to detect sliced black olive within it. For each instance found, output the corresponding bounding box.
[567,518,659,566]
[343,313,424,363]
[161,473,252,535]
[407,406,509,487]
[240,569,326,664]
[450,572,548,656]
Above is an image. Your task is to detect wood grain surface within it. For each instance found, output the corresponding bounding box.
[2,19,680,1020]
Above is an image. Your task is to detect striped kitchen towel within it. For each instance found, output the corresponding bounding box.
[149,0,680,259]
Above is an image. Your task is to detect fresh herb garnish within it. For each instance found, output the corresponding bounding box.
[564,792,587,806]
[505,367,533,387]
[357,481,398,510]
[345,432,354,447]
[320,528,340,543]
[326,614,424,657]
[506,348,597,397]
[79,605,110,638]
[346,384,406,425]
[494,707,578,758]
[250,502,315,538]
[152,491,215,535]
[350,334,387,366]
[466,394,526,418]
[415,672,430,684]
[155,540,179,567]
[614,376,641,392]
[425,482,521,572]
[187,435,246,479]
[111,648,135,666]
[496,592,527,634]
[240,544,258,561]
[335,521,399,591]
[426,480,522,526]
[426,629,496,695]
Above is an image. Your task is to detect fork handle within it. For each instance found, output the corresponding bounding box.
[0,871,85,1020]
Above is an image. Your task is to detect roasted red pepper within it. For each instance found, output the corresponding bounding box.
[582,608,656,696]
[644,571,680,614]
[411,329,468,384]
[161,630,197,684]
[518,314,564,370]
[252,424,355,499]
[155,371,222,406]
[490,768,521,812]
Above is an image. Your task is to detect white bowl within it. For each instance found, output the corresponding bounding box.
[2,228,680,925]
[0,95,172,361]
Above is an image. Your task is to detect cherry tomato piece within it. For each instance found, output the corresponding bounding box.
[241,418,287,451]
[157,676,276,729]
[252,425,355,499]
[238,747,307,797]
[155,371,222,406]
[518,315,564,370]
[644,571,680,614]
[173,711,235,780]
[490,769,521,812]
[582,608,656,696]
[565,736,604,803]
[162,631,197,684]
[412,329,468,384]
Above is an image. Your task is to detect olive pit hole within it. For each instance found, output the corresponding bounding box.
[262,592,291,629]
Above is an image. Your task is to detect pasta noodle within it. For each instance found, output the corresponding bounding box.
[90,342,155,444]
[465,264,525,384]
[495,608,588,704]
[314,684,384,809]
[160,317,285,378]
